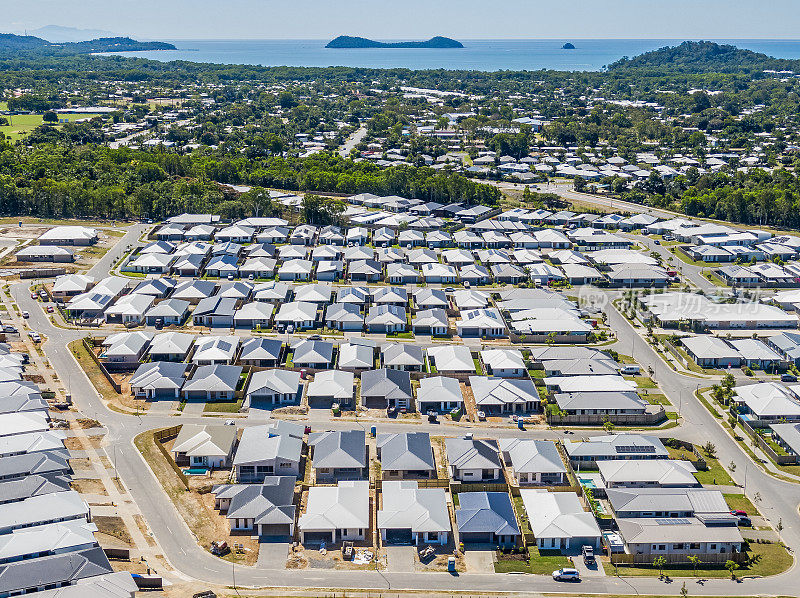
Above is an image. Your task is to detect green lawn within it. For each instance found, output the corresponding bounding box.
[644,393,671,406]
[723,493,759,516]
[203,399,244,413]
[473,357,484,375]
[615,541,791,578]
[0,113,102,141]
[666,445,734,485]
[494,547,572,574]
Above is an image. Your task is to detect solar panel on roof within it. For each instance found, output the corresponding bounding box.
[655,518,691,525]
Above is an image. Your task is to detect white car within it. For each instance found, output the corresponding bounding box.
[552,568,580,582]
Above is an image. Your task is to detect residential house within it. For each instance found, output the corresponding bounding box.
[309,430,367,483]
[298,481,370,544]
[455,492,520,547]
[171,424,237,468]
[498,439,567,485]
[360,368,413,410]
[246,369,301,406]
[378,481,450,545]
[520,489,601,553]
[470,376,540,414]
[233,422,304,482]
[212,476,296,536]
[444,437,502,482]
[182,364,242,401]
[417,376,464,413]
[377,432,436,479]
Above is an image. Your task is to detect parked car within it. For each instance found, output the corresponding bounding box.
[552,568,580,582]
[307,334,322,340]
[477,410,486,421]
[154,318,164,330]
[2,325,17,334]
[737,516,752,527]
[38,291,47,300]
[781,374,797,382]
[445,287,454,292]
[46,305,54,313]
[654,239,661,245]
[21,311,29,319]
[730,509,747,517]
[582,545,595,565]
[30,292,37,300]
[463,281,470,288]
[29,332,41,342]
[224,419,236,426]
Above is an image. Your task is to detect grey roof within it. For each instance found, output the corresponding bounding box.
[130,361,188,391]
[183,364,242,393]
[234,423,303,466]
[564,434,669,459]
[0,547,113,595]
[145,298,189,318]
[456,492,520,536]
[193,296,238,318]
[543,358,619,376]
[248,369,301,396]
[213,476,296,525]
[360,368,412,400]
[382,343,424,367]
[413,288,448,308]
[498,439,566,475]
[0,474,71,504]
[172,279,218,300]
[239,338,283,362]
[309,430,367,469]
[173,424,237,458]
[0,450,71,480]
[445,437,501,470]
[469,376,540,408]
[377,432,435,472]
[617,517,742,546]
[292,340,333,366]
[0,430,65,458]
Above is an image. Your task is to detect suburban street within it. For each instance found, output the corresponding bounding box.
[11,220,800,596]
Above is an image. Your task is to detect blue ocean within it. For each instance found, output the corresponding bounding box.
[107,39,800,71]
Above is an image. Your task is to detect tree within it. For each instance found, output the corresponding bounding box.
[653,555,667,578]
[42,111,58,123]
[722,373,736,390]
[702,441,717,458]
[687,554,700,577]
[301,194,346,226]
[725,559,738,580]
[602,417,615,432]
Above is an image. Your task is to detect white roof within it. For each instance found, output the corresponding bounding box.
[377,481,450,533]
[545,375,637,393]
[520,489,601,540]
[734,382,800,418]
[598,460,698,486]
[298,481,370,532]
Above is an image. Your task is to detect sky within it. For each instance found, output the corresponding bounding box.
[1,0,800,40]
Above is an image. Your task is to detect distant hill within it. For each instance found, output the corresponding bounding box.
[30,25,117,43]
[326,36,463,49]
[0,33,175,55]
[609,40,800,73]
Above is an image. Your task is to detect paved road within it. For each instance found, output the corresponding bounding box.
[14,230,800,595]
[339,126,367,158]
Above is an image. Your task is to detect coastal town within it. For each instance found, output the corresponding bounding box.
[0,12,798,598]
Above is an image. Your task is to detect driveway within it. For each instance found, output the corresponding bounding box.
[384,545,415,573]
[256,538,290,569]
[463,547,496,573]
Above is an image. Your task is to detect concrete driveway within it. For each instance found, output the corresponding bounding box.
[256,538,290,569]
[384,545,415,573]
[464,547,496,573]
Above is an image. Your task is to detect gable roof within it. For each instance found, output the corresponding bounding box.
[378,481,450,533]
[299,481,370,531]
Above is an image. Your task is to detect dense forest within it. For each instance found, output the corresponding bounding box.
[0,138,500,220]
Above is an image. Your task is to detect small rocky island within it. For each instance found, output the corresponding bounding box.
[326,36,464,49]
[562,42,576,50]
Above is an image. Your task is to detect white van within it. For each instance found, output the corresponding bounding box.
[621,364,641,375]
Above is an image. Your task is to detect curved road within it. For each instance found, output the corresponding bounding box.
[14,225,800,595]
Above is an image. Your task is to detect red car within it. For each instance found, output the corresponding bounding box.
[730,509,747,517]
[30,293,37,300]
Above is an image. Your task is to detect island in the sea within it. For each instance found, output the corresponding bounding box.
[562,42,576,50]
[326,36,463,49]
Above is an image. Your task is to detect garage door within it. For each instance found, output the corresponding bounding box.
[259,524,291,537]
[385,528,413,545]
[303,531,332,545]
[461,532,493,544]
